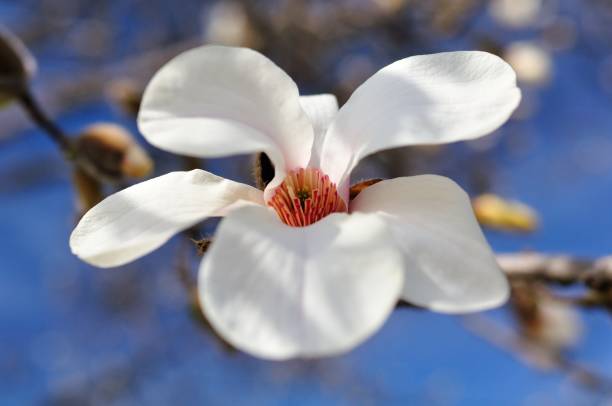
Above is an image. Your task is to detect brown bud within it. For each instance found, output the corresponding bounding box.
[192,238,213,256]
[106,79,142,117]
[511,282,582,352]
[73,123,153,182]
[0,26,37,105]
[72,168,103,213]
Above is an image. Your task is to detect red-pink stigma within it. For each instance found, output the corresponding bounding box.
[269,168,347,227]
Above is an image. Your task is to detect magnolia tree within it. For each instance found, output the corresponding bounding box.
[2,0,612,402]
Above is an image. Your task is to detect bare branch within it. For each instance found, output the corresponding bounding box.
[498,252,612,292]
[465,315,612,394]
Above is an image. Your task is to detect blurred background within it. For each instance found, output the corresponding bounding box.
[1,0,612,404]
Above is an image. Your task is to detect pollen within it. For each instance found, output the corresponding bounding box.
[269,168,347,227]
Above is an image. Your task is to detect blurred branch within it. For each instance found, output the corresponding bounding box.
[176,234,236,354]
[17,88,74,155]
[499,252,612,292]
[185,237,612,313]
[0,39,199,140]
[497,253,612,312]
[465,315,612,394]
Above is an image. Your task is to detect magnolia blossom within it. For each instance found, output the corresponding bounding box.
[70,46,521,360]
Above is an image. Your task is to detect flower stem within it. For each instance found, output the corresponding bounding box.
[17,88,74,158]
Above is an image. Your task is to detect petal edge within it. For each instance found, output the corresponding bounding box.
[350,175,509,313]
[199,206,404,360]
[70,170,263,268]
[320,51,521,195]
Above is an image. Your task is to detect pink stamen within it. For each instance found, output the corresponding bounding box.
[269,168,347,227]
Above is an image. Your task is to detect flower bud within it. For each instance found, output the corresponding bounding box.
[73,167,103,213]
[371,0,407,15]
[202,1,259,48]
[0,26,37,106]
[489,0,542,28]
[511,282,582,352]
[73,123,153,182]
[504,42,552,87]
[473,193,539,233]
[533,296,582,350]
[106,78,142,117]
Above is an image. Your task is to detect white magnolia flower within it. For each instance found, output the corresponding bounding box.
[70,46,521,360]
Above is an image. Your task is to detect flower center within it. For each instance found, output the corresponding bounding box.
[268,168,347,227]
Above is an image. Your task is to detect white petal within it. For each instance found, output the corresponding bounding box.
[320,51,521,195]
[138,45,314,199]
[350,175,509,313]
[70,170,263,268]
[199,205,404,360]
[299,94,338,166]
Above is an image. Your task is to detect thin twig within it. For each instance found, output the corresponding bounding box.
[498,253,612,291]
[464,315,612,394]
[17,88,73,155]
[0,39,199,140]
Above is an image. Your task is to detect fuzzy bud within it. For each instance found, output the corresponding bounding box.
[512,282,582,352]
[473,194,539,233]
[202,1,259,48]
[0,27,37,106]
[504,42,552,87]
[489,0,542,28]
[106,79,142,117]
[73,123,153,182]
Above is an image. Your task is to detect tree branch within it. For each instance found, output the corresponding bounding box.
[17,88,73,155]
[498,252,612,291]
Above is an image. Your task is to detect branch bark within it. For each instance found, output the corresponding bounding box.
[498,252,612,292]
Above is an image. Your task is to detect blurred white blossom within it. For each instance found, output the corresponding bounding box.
[530,296,582,350]
[370,0,407,15]
[504,41,552,86]
[202,1,255,47]
[489,0,542,28]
